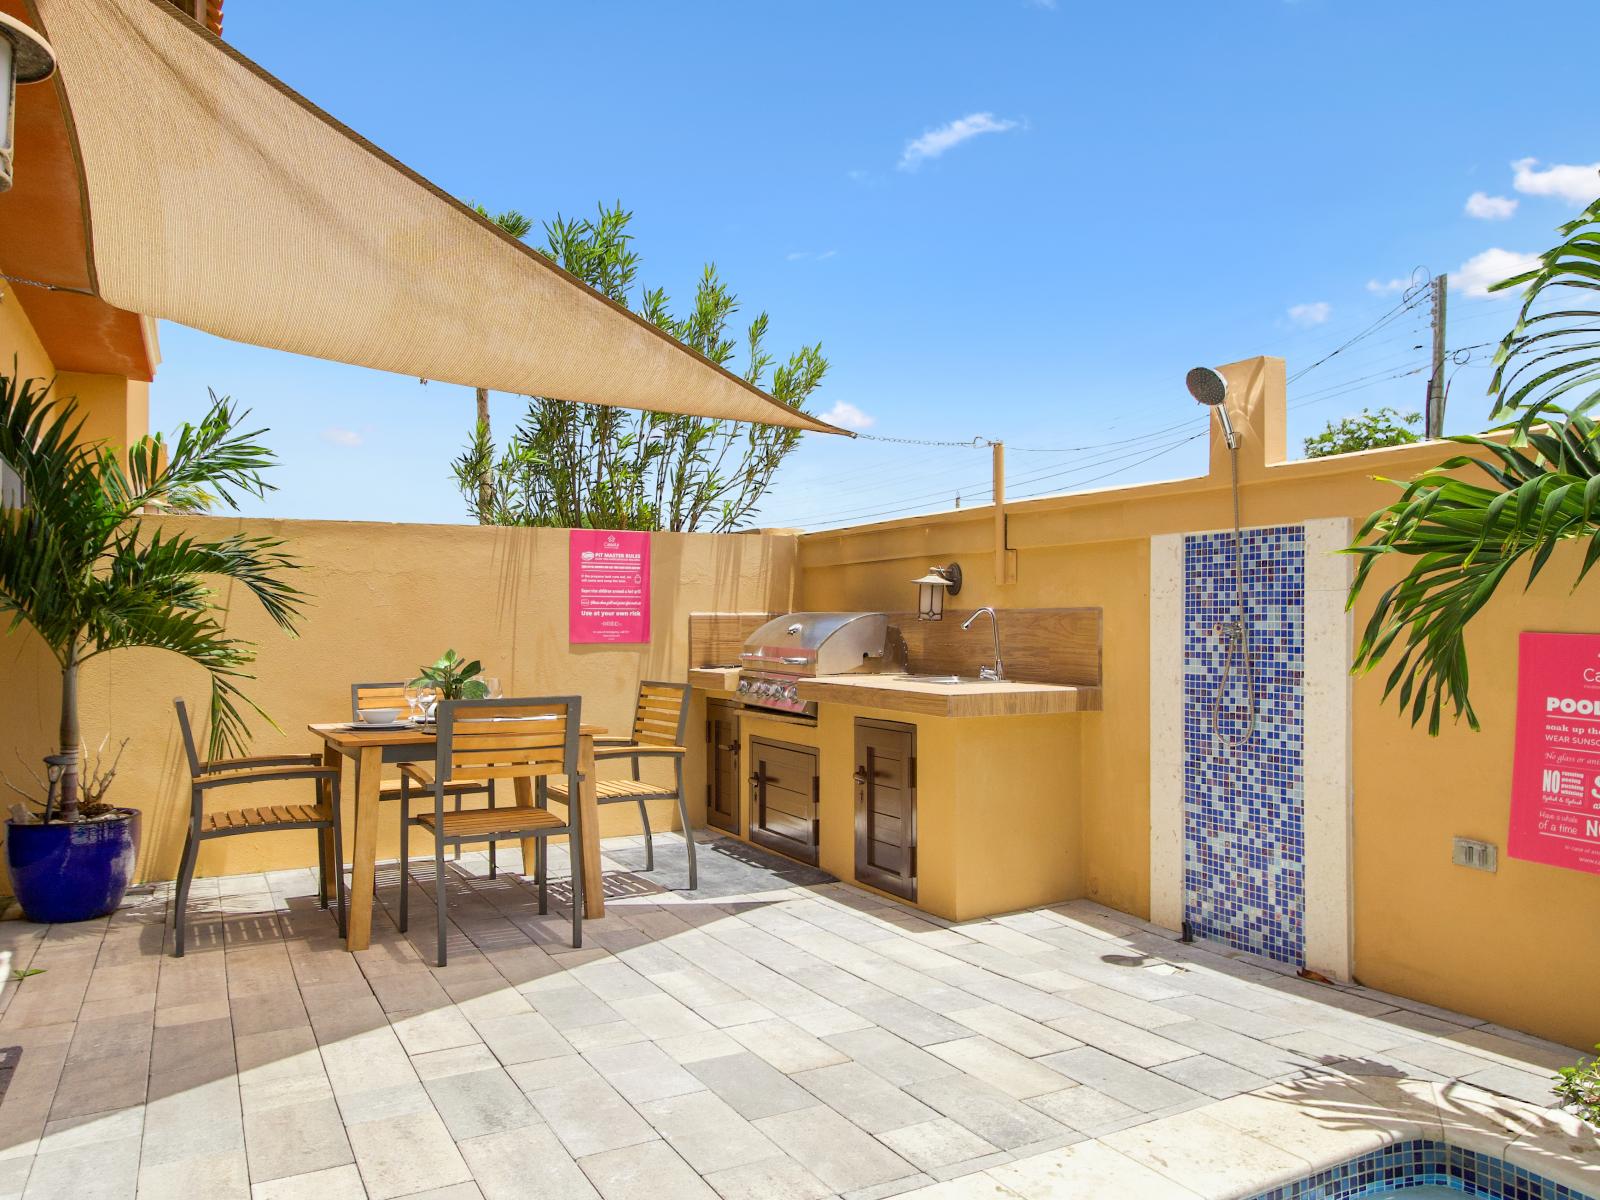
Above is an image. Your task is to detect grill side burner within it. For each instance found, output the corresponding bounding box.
[737,612,903,719]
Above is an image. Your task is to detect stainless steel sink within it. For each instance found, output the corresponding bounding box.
[895,674,987,685]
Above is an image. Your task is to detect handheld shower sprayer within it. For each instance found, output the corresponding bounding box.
[1185,366,1237,450]
[1185,365,1256,750]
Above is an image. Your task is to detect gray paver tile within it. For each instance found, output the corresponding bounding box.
[636,1090,780,1175]
[346,1107,473,1199]
[877,1117,1002,1172]
[1036,1046,1207,1114]
[1153,1053,1273,1099]
[242,1094,353,1184]
[458,1123,600,1200]
[824,1028,960,1088]
[580,1139,716,1200]
[686,1052,815,1120]
[926,1036,1076,1100]
[524,1074,656,1158]
[946,1005,1078,1058]
[249,1162,367,1200]
[754,1105,917,1193]
[422,1065,541,1139]
[904,1074,1069,1151]
[701,1155,834,1200]
[793,1061,939,1132]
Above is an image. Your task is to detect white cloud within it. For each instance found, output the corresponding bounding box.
[821,401,875,431]
[1366,277,1409,295]
[1465,191,1518,220]
[1511,157,1600,205]
[1287,301,1331,327]
[1453,248,1541,298]
[321,426,363,447]
[899,113,1020,171]
[786,249,837,262]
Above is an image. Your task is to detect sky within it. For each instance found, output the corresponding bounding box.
[147,0,1600,530]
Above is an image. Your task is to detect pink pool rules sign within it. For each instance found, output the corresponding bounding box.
[568,530,650,644]
[1510,631,1600,874]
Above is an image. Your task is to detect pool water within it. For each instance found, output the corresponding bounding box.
[1240,1139,1592,1200]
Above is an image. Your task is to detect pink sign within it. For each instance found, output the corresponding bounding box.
[569,529,650,644]
[1509,631,1600,874]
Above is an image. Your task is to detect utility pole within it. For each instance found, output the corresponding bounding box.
[1425,274,1448,439]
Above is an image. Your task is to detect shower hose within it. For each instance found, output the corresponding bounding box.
[1212,445,1257,750]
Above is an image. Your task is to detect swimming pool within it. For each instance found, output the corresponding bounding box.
[1239,1139,1594,1200]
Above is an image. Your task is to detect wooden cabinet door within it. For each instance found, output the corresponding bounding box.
[749,737,820,865]
[705,701,741,834]
[854,719,916,901]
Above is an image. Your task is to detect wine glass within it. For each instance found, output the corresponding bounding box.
[482,676,502,700]
[403,682,423,722]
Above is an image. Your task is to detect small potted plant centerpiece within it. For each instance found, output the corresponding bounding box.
[0,373,306,924]
[409,651,493,721]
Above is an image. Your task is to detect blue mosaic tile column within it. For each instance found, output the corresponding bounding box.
[1182,524,1306,967]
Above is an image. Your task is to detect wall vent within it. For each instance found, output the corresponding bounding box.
[1451,837,1498,873]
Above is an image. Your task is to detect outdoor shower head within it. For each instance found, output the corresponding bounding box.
[1186,366,1237,450]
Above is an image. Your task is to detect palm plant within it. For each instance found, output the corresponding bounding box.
[0,372,305,821]
[1349,194,1600,732]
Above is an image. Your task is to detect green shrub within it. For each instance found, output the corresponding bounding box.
[1554,1046,1600,1125]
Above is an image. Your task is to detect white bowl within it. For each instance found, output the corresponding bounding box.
[358,708,402,725]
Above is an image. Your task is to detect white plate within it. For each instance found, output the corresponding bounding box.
[349,720,411,731]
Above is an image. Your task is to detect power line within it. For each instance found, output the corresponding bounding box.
[1008,430,1208,502]
[802,427,1207,528]
[1286,292,1430,385]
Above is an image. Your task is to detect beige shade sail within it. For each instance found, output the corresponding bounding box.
[28,0,844,434]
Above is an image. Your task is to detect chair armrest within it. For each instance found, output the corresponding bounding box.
[194,764,339,791]
[591,736,636,746]
[203,753,324,772]
[593,745,686,761]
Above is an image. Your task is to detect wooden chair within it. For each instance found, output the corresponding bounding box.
[350,682,497,874]
[398,696,585,965]
[546,680,695,891]
[171,697,345,957]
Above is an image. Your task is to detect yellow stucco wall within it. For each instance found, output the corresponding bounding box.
[0,281,53,385]
[798,357,1600,1050]
[2,517,797,882]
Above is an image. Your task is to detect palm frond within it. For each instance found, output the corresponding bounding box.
[0,368,304,768]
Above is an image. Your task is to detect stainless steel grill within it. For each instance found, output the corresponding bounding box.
[737,612,903,718]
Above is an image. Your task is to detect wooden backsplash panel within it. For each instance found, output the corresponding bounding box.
[889,608,1101,687]
[688,612,776,667]
[689,608,1101,686]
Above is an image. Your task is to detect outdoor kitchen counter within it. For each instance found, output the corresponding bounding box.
[795,673,1101,718]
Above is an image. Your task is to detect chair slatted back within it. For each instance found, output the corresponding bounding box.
[351,681,411,720]
[436,697,582,788]
[631,681,690,748]
[172,697,205,778]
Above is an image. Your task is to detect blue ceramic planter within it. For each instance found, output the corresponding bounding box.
[6,810,140,924]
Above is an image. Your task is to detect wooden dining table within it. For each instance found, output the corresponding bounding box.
[309,720,609,951]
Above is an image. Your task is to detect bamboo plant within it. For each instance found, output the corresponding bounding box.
[0,372,305,821]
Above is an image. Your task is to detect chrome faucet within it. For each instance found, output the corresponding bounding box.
[961,607,1004,680]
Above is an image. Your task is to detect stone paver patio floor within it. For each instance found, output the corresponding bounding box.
[0,831,1593,1200]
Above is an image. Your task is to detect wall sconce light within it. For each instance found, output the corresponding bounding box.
[912,563,962,622]
[0,14,58,194]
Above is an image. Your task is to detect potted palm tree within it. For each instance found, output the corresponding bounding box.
[0,372,305,923]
